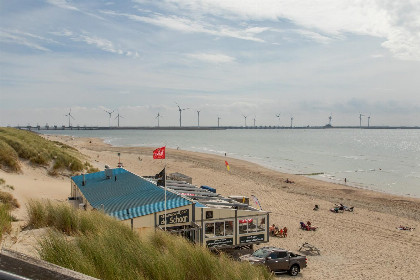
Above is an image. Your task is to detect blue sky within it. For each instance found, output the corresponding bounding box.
[1,0,420,127]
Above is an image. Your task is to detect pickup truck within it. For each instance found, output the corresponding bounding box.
[240,247,307,276]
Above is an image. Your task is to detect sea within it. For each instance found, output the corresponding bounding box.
[40,129,420,198]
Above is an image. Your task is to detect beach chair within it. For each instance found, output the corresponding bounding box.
[345,206,354,212]
[299,242,320,255]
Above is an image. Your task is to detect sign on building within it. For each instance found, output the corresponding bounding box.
[239,234,265,244]
[158,209,189,225]
[206,238,234,248]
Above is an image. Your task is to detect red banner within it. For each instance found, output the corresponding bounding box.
[153,147,165,159]
[239,218,253,224]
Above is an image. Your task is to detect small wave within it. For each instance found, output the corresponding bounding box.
[342,155,360,160]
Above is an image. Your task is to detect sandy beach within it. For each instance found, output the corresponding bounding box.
[2,134,420,279]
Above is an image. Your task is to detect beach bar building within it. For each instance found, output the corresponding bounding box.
[70,168,269,249]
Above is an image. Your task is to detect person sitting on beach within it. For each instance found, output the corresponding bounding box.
[307,221,312,227]
[283,227,288,237]
[285,178,294,184]
[313,204,319,211]
[269,224,276,235]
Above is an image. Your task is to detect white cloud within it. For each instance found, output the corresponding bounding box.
[101,10,265,42]
[0,29,51,51]
[187,52,235,63]
[295,29,333,44]
[50,29,138,57]
[158,0,420,60]
[46,0,79,11]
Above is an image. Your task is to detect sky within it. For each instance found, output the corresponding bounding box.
[1,0,420,127]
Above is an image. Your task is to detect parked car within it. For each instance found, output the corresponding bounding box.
[240,247,307,276]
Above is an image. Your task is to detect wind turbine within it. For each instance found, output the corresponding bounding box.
[176,102,189,127]
[290,116,294,128]
[242,114,248,127]
[197,110,201,127]
[253,115,256,127]
[104,109,114,127]
[276,114,281,127]
[114,112,124,127]
[368,115,371,128]
[328,113,332,126]
[359,113,364,128]
[217,116,221,128]
[65,108,75,127]
[155,112,163,127]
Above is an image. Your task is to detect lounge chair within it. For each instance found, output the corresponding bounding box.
[345,206,354,212]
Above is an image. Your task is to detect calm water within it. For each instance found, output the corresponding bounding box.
[41,129,420,198]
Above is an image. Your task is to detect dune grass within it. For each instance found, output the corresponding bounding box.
[0,139,20,172]
[0,178,19,241]
[0,127,98,175]
[27,201,272,280]
[0,191,20,209]
[0,203,12,240]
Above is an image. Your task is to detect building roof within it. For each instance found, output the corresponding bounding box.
[146,177,264,211]
[71,168,192,220]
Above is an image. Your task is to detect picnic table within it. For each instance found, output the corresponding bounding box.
[298,242,320,255]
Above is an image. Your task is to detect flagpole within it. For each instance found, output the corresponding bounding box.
[164,162,167,231]
[164,146,167,231]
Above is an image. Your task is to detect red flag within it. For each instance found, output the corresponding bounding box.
[153,147,165,159]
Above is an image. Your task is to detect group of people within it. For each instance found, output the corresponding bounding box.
[300,221,317,231]
[397,225,415,231]
[269,224,288,237]
[330,203,354,213]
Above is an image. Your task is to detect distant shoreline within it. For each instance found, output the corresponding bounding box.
[12,125,420,131]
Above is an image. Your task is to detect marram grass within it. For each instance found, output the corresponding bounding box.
[28,201,272,280]
[0,127,99,174]
[0,203,12,240]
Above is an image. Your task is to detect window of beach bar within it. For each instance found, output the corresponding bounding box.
[238,216,266,234]
[204,220,234,238]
